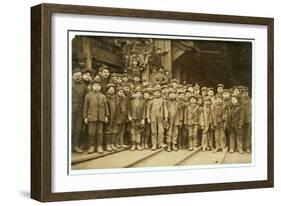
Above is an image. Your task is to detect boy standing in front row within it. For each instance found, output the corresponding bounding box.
[229,95,245,153]
[185,95,200,151]
[83,79,109,154]
[165,88,183,152]
[147,85,168,150]
[128,87,145,151]
[199,97,214,151]
[212,94,227,152]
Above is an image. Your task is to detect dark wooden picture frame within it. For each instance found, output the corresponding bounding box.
[31,3,274,202]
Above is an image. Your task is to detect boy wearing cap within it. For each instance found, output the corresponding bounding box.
[223,89,232,147]
[99,66,110,94]
[229,95,245,153]
[212,94,227,152]
[170,79,179,89]
[177,89,188,149]
[201,87,208,101]
[199,97,214,151]
[184,95,200,151]
[109,73,118,84]
[122,73,129,84]
[147,85,168,150]
[104,83,118,152]
[83,79,109,154]
[232,86,241,98]
[142,88,153,149]
[79,68,92,150]
[114,87,128,150]
[161,85,169,101]
[165,88,183,152]
[128,87,145,151]
[193,84,201,99]
[217,84,224,95]
[241,87,252,153]
[155,67,169,85]
[72,69,85,153]
[207,87,216,105]
[81,68,92,92]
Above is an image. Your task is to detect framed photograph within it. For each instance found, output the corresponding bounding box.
[31,3,274,202]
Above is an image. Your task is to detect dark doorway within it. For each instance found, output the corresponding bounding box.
[172,40,252,94]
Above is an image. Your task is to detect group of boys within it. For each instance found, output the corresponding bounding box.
[72,65,252,155]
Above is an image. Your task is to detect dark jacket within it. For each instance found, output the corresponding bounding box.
[116,95,127,124]
[128,98,145,121]
[178,99,189,125]
[241,97,252,124]
[83,91,109,122]
[184,103,200,126]
[229,103,245,129]
[72,81,86,114]
[212,103,228,128]
[106,94,117,122]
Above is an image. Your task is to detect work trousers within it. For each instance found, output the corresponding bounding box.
[214,126,226,150]
[188,125,198,148]
[229,127,243,152]
[151,121,164,147]
[88,121,104,147]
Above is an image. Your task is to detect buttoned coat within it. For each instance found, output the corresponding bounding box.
[148,97,168,122]
[229,103,245,129]
[184,103,200,126]
[241,97,252,124]
[83,91,109,122]
[106,94,117,122]
[166,100,183,126]
[116,95,127,124]
[128,98,145,121]
[212,103,228,128]
[72,81,86,114]
[199,106,213,131]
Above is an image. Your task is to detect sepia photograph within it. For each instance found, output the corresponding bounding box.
[31,3,273,201]
[70,34,252,170]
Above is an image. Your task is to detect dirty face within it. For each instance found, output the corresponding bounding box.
[194,89,200,95]
[233,89,240,96]
[178,93,185,100]
[217,87,224,94]
[122,76,128,82]
[231,96,238,104]
[117,89,124,97]
[102,69,110,79]
[185,92,191,99]
[169,92,176,100]
[202,90,207,96]
[197,98,203,105]
[241,91,249,98]
[92,83,101,92]
[72,72,82,83]
[208,90,214,96]
[143,92,150,100]
[190,97,197,104]
[116,77,122,84]
[123,86,130,94]
[215,97,223,104]
[154,91,161,98]
[135,91,142,98]
[133,76,141,83]
[223,92,230,99]
[107,87,115,95]
[82,72,91,82]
